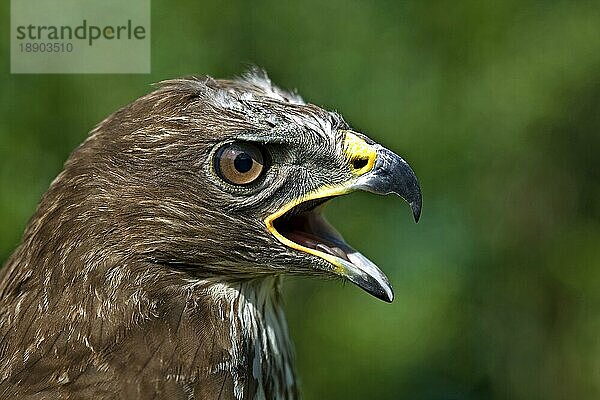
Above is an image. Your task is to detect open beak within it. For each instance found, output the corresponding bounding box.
[265,132,422,303]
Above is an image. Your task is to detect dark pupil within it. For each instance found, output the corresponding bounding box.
[233,152,253,173]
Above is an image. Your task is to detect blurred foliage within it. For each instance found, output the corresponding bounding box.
[1,1,600,399]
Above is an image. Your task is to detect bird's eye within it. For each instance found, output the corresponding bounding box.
[214,142,267,186]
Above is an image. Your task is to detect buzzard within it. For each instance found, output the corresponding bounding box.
[0,71,421,399]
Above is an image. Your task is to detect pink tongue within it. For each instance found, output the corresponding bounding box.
[285,231,350,262]
[286,231,319,248]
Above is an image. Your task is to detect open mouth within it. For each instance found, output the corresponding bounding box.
[266,190,395,303]
[264,134,422,303]
[272,196,352,262]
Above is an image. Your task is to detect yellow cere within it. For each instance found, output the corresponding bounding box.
[343,131,377,176]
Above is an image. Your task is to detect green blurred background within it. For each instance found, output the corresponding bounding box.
[1,1,600,399]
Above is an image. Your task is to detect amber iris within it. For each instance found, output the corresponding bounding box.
[215,142,266,185]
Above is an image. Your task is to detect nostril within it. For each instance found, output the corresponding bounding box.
[352,157,368,170]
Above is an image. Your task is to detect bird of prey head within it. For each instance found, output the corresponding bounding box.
[0,70,420,399]
[89,71,421,301]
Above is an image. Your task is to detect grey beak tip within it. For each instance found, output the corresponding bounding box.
[368,283,395,303]
[411,199,422,223]
[364,146,422,224]
[346,266,395,303]
[383,288,395,303]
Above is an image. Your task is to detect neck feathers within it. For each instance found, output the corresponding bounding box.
[0,261,300,400]
[202,277,299,400]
